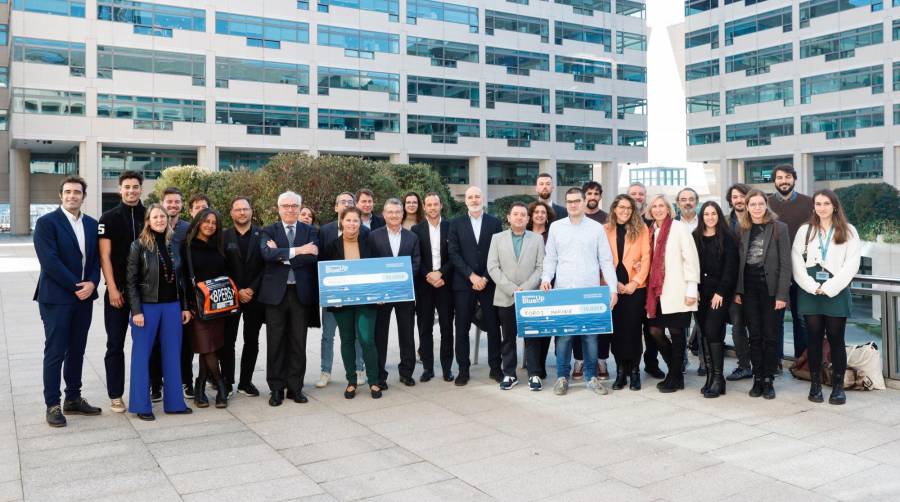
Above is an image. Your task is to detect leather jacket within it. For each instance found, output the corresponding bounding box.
[127,240,187,316]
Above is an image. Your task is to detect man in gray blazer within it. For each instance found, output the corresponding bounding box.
[487,202,545,391]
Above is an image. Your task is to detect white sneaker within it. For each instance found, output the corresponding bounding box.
[528,376,542,391]
[553,377,569,396]
[110,398,126,413]
[499,376,518,390]
[315,372,330,388]
[588,377,610,395]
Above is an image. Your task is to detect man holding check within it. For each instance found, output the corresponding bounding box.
[541,187,618,396]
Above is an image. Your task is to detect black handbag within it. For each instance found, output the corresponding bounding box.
[186,243,239,321]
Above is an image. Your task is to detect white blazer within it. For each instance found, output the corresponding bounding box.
[791,223,861,298]
[654,219,701,315]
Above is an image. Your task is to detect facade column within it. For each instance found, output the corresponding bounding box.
[793,152,814,194]
[884,146,897,187]
[599,161,619,204]
[79,139,101,219]
[720,158,739,198]
[467,155,487,199]
[9,149,30,235]
[389,152,409,164]
[197,144,216,170]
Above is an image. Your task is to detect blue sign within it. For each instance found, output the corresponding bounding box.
[514,286,614,337]
[318,257,415,307]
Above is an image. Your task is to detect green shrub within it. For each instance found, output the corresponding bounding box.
[834,183,900,241]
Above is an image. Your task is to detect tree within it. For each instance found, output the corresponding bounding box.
[489,194,537,225]
[834,182,900,242]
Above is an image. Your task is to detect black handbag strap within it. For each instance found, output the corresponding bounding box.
[801,225,813,262]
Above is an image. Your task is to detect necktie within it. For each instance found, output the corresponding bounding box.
[287,225,296,284]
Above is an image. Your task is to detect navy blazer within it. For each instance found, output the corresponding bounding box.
[258,221,319,306]
[33,207,101,304]
[367,226,421,276]
[319,221,371,250]
[447,213,503,291]
[411,219,452,280]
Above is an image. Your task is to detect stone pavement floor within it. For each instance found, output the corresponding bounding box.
[3,238,900,501]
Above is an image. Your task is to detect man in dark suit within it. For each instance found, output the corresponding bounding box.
[34,176,103,427]
[369,198,421,387]
[412,192,454,382]
[536,172,567,221]
[222,196,265,398]
[356,188,385,230]
[258,191,319,406]
[448,186,503,386]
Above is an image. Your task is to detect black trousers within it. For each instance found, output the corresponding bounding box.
[416,281,454,375]
[40,302,92,407]
[805,315,848,377]
[103,293,130,399]
[375,301,417,382]
[265,287,309,392]
[742,278,781,379]
[525,337,552,378]
[497,305,520,377]
[453,287,500,377]
[612,289,647,363]
[697,292,730,345]
[149,338,163,389]
[221,300,265,386]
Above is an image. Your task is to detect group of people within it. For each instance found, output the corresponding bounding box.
[33,164,861,427]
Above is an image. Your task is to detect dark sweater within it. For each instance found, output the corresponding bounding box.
[768,191,813,241]
[697,231,738,299]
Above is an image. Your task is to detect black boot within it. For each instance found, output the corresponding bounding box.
[612,361,628,390]
[748,376,764,398]
[762,377,776,400]
[630,364,641,391]
[829,372,846,405]
[808,371,824,403]
[700,335,713,395]
[215,376,228,408]
[194,378,209,408]
[704,342,726,398]
[659,332,685,393]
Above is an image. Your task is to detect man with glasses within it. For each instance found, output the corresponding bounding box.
[676,188,699,233]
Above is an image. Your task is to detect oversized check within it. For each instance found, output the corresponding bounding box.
[318,257,415,307]
[514,286,614,337]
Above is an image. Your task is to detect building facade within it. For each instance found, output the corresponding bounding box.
[0,0,647,233]
[683,0,899,195]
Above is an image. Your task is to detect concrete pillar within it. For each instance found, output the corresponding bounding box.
[9,149,30,234]
[793,152,814,194]
[600,161,619,203]
[79,139,101,219]
[468,155,487,200]
[197,144,216,170]
[884,146,897,187]
[389,152,409,164]
[720,158,739,198]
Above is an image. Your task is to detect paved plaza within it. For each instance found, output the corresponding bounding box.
[2,237,900,501]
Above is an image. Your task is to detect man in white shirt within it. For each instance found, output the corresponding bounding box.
[676,188,700,233]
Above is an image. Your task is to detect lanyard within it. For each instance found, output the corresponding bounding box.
[818,226,834,261]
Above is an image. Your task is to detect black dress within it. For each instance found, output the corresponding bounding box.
[182,238,229,354]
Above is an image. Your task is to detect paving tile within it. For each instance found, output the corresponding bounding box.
[248,413,370,449]
[756,409,858,439]
[360,479,493,502]
[169,458,302,495]
[642,463,772,502]
[22,449,157,487]
[803,420,900,454]
[755,447,879,489]
[0,480,23,502]
[604,446,721,488]
[661,421,768,452]
[157,443,283,476]
[300,446,422,483]
[137,416,248,443]
[182,474,324,502]
[414,432,528,468]
[20,437,144,469]
[17,426,138,452]
[281,434,395,466]
[23,469,172,500]
[708,432,817,471]
[480,461,606,502]
[814,464,900,501]
[538,479,655,502]
[147,430,265,459]
[321,461,453,501]
[447,446,568,485]
[719,480,837,502]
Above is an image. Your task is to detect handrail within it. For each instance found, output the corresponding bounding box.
[852,275,900,287]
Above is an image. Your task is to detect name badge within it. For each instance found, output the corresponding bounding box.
[815,270,831,281]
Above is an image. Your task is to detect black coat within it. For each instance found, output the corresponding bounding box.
[447,213,503,291]
[224,225,264,294]
[127,240,187,315]
[411,219,452,281]
[696,230,739,300]
[258,221,319,306]
[367,226,421,276]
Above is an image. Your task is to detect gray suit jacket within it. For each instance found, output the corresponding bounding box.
[487,230,545,307]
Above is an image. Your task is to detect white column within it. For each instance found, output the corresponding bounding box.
[600,161,619,202]
[884,146,897,187]
[9,149,30,235]
[79,139,101,219]
[197,144,216,170]
[389,152,409,164]
[468,155,487,200]
[719,158,739,198]
[793,152,813,194]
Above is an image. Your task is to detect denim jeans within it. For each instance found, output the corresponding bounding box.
[556,334,598,380]
[321,309,365,374]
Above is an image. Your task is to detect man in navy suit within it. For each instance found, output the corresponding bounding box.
[448,186,503,386]
[259,191,319,406]
[369,198,421,388]
[33,176,103,427]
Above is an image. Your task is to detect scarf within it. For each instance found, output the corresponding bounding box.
[645,216,673,319]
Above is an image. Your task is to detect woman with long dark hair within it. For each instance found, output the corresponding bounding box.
[605,195,650,391]
[402,192,424,230]
[527,200,555,244]
[692,201,738,398]
[792,189,860,405]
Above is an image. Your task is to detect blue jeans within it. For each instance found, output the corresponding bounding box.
[321,309,365,374]
[556,334,598,380]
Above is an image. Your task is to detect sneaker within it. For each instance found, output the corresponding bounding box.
[597,360,609,380]
[46,405,66,427]
[499,376,518,390]
[572,360,584,380]
[588,376,610,395]
[182,383,195,398]
[528,376,542,391]
[553,377,569,396]
[150,386,162,403]
[726,367,753,381]
[315,372,330,389]
[237,382,260,397]
[110,398,126,413]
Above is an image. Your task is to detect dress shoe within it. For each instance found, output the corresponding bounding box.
[370,385,382,399]
[46,405,66,428]
[238,382,260,397]
[420,370,435,383]
[762,378,776,400]
[287,389,308,403]
[269,389,284,407]
[454,374,469,386]
[136,412,156,421]
[443,372,455,382]
[644,365,665,379]
[165,407,194,415]
[399,375,416,387]
[748,377,764,398]
[63,397,102,416]
[489,368,503,383]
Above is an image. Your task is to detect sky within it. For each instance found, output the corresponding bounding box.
[646,0,687,165]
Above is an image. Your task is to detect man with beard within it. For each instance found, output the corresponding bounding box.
[628,182,653,226]
[675,188,699,232]
[725,183,753,381]
[767,165,813,367]
[535,173,567,221]
[583,181,608,224]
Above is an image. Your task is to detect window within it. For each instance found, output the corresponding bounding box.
[685,0,717,16]
[12,88,85,115]
[97,0,205,37]
[318,0,399,22]
[630,167,687,186]
[894,19,899,41]
[800,24,882,61]
[12,0,85,17]
[102,147,196,180]
[407,75,479,106]
[215,57,308,93]
[686,93,720,115]
[485,10,549,43]
[802,106,884,139]
[407,36,479,67]
[617,64,647,82]
[618,129,648,147]
[407,0,478,32]
[409,157,469,184]
[894,103,899,125]
[800,65,883,104]
[216,102,309,136]
[99,46,205,86]
[407,115,480,143]
[813,151,882,181]
[555,55,611,82]
[317,109,400,139]
[685,25,718,49]
[0,67,7,87]
[219,151,275,171]
[617,97,647,119]
[725,80,793,114]
[554,0,610,16]
[687,126,719,145]
[555,125,612,150]
[216,12,309,49]
[317,25,399,58]
[0,110,6,131]
[486,84,550,113]
[744,157,791,184]
[555,21,611,49]
[318,67,400,100]
[894,62,900,91]
[800,0,883,29]
[12,37,85,76]
[725,43,792,75]
[726,117,793,146]
[617,0,645,18]
[485,47,549,75]
[0,25,6,46]
[556,163,593,185]
[486,120,550,147]
[685,59,719,81]
[30,151,79,175]
[617,31,647,53]
[488,160,539,185]
[97,94,205,129]
[556,90,612,117]
[724,6,791,45]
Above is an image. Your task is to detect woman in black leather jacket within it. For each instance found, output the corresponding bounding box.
[126,204,192,420]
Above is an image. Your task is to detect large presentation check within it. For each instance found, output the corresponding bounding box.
[318,257,415,307]
[514,286,614,338]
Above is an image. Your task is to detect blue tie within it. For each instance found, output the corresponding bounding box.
[287,225,296,285]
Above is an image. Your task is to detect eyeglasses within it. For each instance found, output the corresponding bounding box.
[337,200,354,206]
[232,208,251,212]
[279,204,300,210]
[565,199,582,205]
